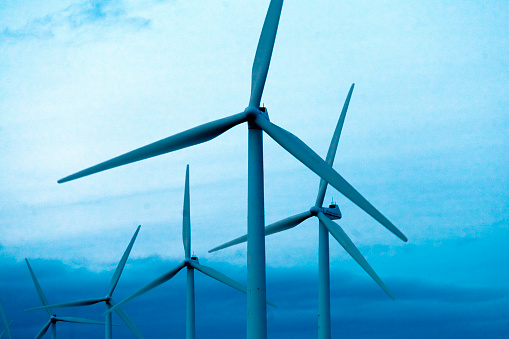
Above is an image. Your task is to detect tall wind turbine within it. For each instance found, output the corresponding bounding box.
[107,165,267,339]
[0,299,12,339]
[209,84,396,338]
[25,258,105,339]
[57,1,407,337]
[26,226,144,339]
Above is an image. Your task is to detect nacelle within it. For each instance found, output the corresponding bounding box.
[321,203,342,220]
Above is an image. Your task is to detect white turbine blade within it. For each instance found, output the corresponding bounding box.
[249,0,284,107]
[254,115,408,242]
[183,165,191,259]
[208,210,313,253]
[25,259,52,316]
[108,225,141,297]
[110,300,145,339]
[0,302,11,339]
[54,316,105,325]
[317,212,395,299]
[106,261,186,315]
[264,210,314,236]
[190,261,277,307]
[208,234,247,253]
[26,297,106,312]
[34,319,52,339]
[315,84,354,207]
[58,112,248,183]
[190,261,246,294]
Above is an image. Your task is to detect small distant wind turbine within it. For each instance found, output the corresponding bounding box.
[0,299,12,339]
[107,165,270,339]
[0,323,12,339]
[57,1,406,337]
[209,84,395,339]
[26,226,144,339]
[25,258,105,339]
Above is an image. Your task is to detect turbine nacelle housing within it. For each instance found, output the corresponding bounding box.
[309,205,342,220]
[322,204,342,220]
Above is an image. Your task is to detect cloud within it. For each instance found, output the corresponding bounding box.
[2,254,508,338]
[0,0,150,42]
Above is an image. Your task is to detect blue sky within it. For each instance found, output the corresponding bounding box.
[1,0,508,337]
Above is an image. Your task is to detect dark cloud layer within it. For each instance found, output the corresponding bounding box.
[1,251,508,338]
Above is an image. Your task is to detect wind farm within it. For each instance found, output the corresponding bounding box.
[56,1,405,337]
[1,0,508,338]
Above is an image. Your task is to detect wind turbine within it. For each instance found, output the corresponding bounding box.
[25,258,105,339]
[209,84,396,338]
[0,323,12,339]
[0,299,12,339]
[26,226,144,339]
[107,165,269,339]
[57,1,407,337]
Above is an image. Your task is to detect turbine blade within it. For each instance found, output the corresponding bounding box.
[208,234,247,253]
[108,225,141,297]
[110,299,145,339]
[34,319,52,339]
[249,0,284,107]
[25,259,52,316]
[183,165,191,259]
[54,316,105,325]
[189,261,246,294]
[189,261,277,307]
[106,261,186,314]
[25,297,106,311]
[264,210,314,236]
[317,212,395,299]
[254,115,407,242]
[315,84,354,207]
[58,112,248,183]
[0,301,11,339]
[208,210,313,253]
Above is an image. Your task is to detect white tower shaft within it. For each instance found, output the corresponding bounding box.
[247,125,267,339]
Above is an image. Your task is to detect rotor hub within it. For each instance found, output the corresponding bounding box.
[245,106,269,122]
[310,206,320,216]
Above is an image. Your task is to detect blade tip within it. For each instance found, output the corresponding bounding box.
[57,175,74,184]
